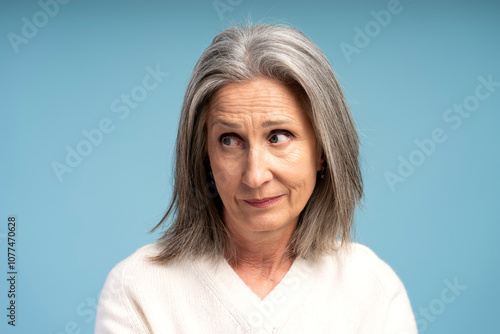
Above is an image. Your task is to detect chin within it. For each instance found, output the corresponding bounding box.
[241,214,296,233]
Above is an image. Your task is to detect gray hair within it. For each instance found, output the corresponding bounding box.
[151,23,363,263]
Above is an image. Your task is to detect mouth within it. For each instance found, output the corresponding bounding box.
[243,196,282,208]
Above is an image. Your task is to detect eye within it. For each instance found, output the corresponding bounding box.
[220,135,241,147]
[269,131,292,144]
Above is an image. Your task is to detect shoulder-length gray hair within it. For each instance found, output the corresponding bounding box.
[151,23,362,263]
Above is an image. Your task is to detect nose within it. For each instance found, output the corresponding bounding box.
[241,146,272,189]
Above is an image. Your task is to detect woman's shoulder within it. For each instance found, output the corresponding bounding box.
[108,243,161,275]
[320,241,407,295]
[96,244,202,332]
[100,243,189,295]
[327,241,399,268]
[114,243,161,265]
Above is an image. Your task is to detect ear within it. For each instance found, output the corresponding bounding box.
[316,150,325,172]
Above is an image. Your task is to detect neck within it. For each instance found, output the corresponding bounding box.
[224,221,296,278]
[222,211,299,299]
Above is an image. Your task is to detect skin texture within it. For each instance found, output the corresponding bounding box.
[206,77,322,299]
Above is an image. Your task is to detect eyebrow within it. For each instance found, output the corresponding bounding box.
[210,119,242,129]
[210,118,295,130]
[261,120,295,128]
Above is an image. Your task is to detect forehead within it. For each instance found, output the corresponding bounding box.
[207,77,308,124]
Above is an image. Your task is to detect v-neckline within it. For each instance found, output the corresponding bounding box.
[195,255,322,332]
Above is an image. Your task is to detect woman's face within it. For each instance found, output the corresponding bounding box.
[206,77,322,238]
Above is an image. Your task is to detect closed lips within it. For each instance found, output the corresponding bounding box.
[245,196,280,202]
[243,196,282,207]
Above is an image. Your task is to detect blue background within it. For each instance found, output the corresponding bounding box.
[1,0,499,332]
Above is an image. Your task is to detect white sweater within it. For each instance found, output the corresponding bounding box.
[95,242,417,333]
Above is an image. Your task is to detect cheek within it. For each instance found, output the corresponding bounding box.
[211,155,240,192]
[282,164,317,190]
[207,142,229,183]
[275,147,318,192]
[276,144,318,174]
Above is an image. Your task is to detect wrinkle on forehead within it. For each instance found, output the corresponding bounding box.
[207,77,308,128]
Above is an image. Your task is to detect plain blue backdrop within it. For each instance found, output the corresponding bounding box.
[1,0,499,333]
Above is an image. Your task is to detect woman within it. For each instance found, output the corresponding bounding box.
[96,24,417,333]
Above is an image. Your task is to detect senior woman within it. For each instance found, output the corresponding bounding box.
[96,24,418,333]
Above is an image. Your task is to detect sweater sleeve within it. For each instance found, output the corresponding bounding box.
[372,253,417,334]
[382,275,418,334]
[355,243,418,333]
[95,260,151,334]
